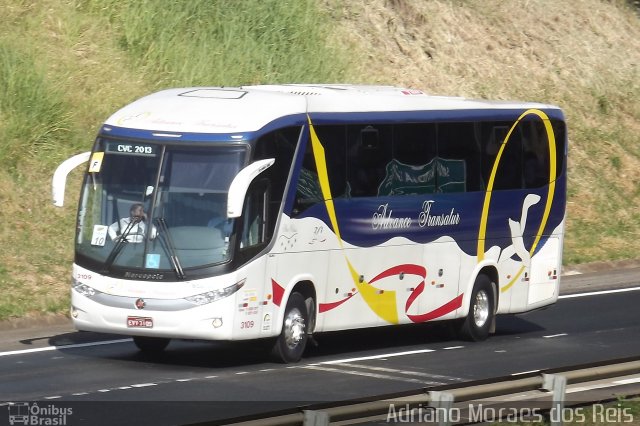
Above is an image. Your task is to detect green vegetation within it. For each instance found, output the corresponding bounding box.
[77,0,348,87]
[0,0,638,320]
[0,43,73,170]
[0,0,348,319]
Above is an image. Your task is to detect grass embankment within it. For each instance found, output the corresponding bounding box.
[0,0,347,319]
[0,0,638,320]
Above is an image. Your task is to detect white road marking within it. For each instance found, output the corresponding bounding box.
[130,383,157,388]
[205,375,218,379]
[303,365,427,384]
[543,333,568,338]
[72,392,89,396]
[0,338,131,357]
[559,286,640,299]
[319,349,435,365]
[175,378,193,382]
[44,396,61,400]
[342,363,464,382]
[511,369,541,376]
[443,346,464,350]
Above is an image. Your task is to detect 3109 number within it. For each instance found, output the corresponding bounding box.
[240,321,254,329]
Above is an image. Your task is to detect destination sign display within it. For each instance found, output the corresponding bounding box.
[105,141,158,157]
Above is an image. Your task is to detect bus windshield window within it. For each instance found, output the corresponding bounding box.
[75,140,247,274]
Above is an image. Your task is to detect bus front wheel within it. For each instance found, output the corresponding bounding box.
[133,336,171,353]
[271,292,309,363]
[458,274,495,341]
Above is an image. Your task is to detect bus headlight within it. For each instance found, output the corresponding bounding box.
[72,278,98,298]
[185,279,246,306]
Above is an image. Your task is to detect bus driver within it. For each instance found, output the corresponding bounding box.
[108,203,155,243]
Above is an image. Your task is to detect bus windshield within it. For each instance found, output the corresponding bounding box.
[76,139,247,275]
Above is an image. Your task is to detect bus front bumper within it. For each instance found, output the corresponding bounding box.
[70,290,236,341]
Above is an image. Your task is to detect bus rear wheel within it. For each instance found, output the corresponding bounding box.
[271,292,309,363]
[458,274,495,341]
[133,336,171,353]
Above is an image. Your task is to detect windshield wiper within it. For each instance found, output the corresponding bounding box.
[154,217,185,279]
[103,217,141,272]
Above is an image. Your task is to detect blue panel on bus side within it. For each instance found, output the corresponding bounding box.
[296,175,566,258]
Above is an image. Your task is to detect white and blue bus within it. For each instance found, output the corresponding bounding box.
[53,85,567,362]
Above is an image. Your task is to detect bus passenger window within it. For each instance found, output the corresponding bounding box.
[347,125,392,197]
[381,123,437,196]
[522,120,550,188]
[436,122,479,192]
[292,149,323,216]
[292,125,347,215]
[240,187,267,249]
[482,123,523,191]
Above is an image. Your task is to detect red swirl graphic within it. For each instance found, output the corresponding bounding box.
[272,263,463,322]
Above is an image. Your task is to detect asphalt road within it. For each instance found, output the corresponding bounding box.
[0,268,639,425]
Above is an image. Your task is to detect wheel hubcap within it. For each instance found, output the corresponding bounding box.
[283,308,306,349]
[473,290,490,327]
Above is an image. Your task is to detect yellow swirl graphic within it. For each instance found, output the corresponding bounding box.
[475,109,557,293]
[308,116,399,323]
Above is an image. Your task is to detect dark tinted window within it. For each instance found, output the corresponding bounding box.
[347,125,393,197]
[481,122,523,190]
[382,123,437,195]
[478,118,565,191]
[551,119,566,178]
[291,116,565,210]
[315,125,347,198]
[437,122,481,192]
[522,119,550,189]
[254,126,299,233]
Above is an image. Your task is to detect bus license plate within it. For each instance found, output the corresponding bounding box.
[127,316,153,328]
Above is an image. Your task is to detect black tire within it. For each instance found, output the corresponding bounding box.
[133,336,171,353]
[458,274,495,341]
[271,292,309,363]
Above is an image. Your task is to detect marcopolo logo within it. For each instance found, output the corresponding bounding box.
[7,402,72,426]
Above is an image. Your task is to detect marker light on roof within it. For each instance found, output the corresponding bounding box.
[152,133,182,138]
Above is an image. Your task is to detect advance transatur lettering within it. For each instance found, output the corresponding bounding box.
[372,200,461,230]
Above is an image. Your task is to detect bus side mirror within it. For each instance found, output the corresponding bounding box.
[227,158,275,218]
[52,152,91,207]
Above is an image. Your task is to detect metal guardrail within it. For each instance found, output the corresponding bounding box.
[218,359,640,426]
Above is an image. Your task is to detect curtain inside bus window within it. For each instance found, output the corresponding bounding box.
[381,123,437,196]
